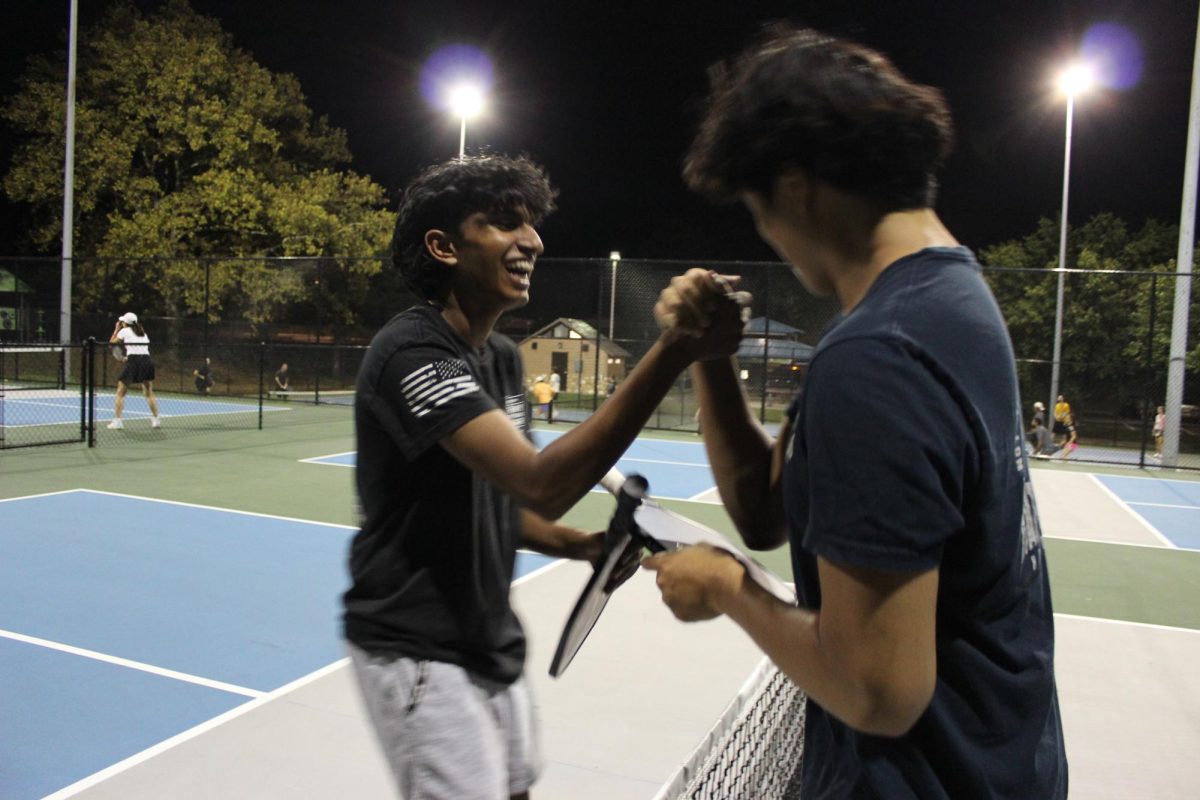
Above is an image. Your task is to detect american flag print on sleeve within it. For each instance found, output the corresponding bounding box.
[400,358,480,417]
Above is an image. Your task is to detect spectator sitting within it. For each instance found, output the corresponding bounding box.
[1030,417,1058,458]
[193,357,215,395]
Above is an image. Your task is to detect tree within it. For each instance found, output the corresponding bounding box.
[981,213,1200,416]
[1,0,393,325]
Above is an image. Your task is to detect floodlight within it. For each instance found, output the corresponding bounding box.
[1057,64,1094,97]
[448,84,485,119]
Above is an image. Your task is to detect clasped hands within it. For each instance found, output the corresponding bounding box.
[655,268,751,361]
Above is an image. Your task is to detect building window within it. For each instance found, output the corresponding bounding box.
[531,342,538,350]
[582,344,589,352]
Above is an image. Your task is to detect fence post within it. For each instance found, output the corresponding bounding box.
[258,342,265,430]
[1139,274,1159,466]
[85,337,95,447]
[80,338,88,443]
[759,267,770,424]
[314,348,322,405]
[592,287,603,412]
[203,260,210,357]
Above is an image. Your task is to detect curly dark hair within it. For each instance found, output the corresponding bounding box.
[391,154,558,302]
[683,25,955,211]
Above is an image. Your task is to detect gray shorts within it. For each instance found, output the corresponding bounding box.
[348,644,541,799]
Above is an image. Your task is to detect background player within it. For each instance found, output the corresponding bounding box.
[107,311,161,429]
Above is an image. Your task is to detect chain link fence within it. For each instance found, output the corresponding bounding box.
[1,255,1196,468]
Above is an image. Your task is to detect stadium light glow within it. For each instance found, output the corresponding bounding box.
[1057,63,1094,97]
[448,84,485,119]
[419,44,494,158]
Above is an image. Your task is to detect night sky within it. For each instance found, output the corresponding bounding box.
[2,1,1197,261]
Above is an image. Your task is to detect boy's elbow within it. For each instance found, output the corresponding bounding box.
[726,505,787,551]
[846,678,935,738]
[515,480,578,521]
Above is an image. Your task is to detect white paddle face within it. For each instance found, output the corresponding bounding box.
[548,470,641,679]
[633,501,797,604]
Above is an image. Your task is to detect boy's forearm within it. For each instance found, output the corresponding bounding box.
[693,359,786,548]
[530,337,694,517]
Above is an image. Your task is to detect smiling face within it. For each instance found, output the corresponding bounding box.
[448,206,544,312]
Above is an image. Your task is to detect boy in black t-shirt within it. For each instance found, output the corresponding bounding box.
[344,154,746,799]
[644,27,1067,799]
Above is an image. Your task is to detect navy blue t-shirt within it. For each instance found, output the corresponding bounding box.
[344,304,532,684]
[783,248,1067,799]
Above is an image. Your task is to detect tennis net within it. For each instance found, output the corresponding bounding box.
[1,344,86,449]
[267,388,356,406]
[654,658,806,800]
[0,345,66,391]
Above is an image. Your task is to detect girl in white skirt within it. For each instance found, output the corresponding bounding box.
[108,312,161,429]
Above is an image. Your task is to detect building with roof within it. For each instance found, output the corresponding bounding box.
[518,317,630,396]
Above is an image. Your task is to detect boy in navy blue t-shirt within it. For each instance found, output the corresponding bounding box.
[644,26,1067,799]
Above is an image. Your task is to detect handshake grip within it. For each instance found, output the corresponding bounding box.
[712,272,753,323]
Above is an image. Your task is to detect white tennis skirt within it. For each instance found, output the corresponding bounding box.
[119,354,156,384]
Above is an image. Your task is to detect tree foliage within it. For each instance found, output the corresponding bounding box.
[1,0,394,324]
[981,212,1199,412]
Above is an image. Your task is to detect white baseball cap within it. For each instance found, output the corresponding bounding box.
[119,312,138,324]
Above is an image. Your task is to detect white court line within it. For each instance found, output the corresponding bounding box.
[1043,534,1200,552]
[299,450,356,466]
[1126,501,1200,511]
[301,450,712,470]
[33,551,568,798]
[42,658,349,800]
[0,398,83,408]
[1087,474,1176,548]
[0,629,262,698]
[513,552,570,585]
[1078,470,1200,483]
[0,488,88,503]
[619,456,710,468]
[73,488,356,530]
[1055,612,1200,635]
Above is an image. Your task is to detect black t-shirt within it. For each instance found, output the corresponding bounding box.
[344,304,532,683]
[783,248,1067,799]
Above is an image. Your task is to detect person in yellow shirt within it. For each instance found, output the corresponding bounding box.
[1053,395,1072,443]
[531,375,555,420]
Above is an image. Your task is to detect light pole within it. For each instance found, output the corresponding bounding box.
[61,0,78,346]
[448,84,484,158]
[1048,64,1093,419]
[608,251,621,341]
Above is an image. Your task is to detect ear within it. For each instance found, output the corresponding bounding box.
[773,171,814,214]
[424,229,457,266]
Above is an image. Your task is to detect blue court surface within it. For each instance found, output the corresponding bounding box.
[304,429,720,500]
[0,391,282,426]
[0,490,555,799]
[1094,474,1200,549]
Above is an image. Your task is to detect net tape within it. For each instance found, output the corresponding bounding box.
[654,658,806,800]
